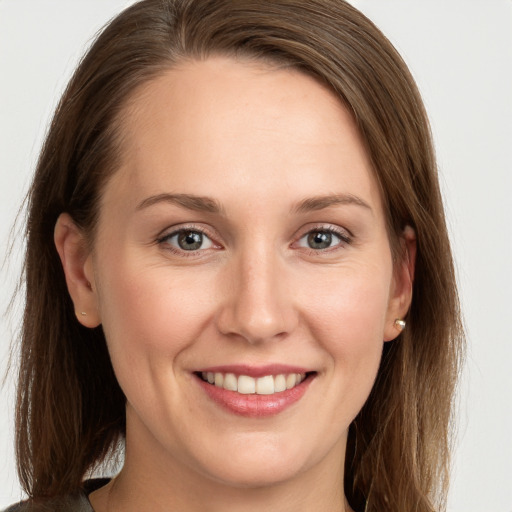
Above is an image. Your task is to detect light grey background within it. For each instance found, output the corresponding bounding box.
[1,1,511,510]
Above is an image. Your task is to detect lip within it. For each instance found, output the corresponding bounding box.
[193,367,316,418]
[195,364,311,378]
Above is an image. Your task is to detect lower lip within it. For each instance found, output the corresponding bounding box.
[195,375,314,418]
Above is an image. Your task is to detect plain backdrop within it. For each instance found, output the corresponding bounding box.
[1,1,511,511]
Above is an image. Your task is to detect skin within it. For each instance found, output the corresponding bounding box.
[55,57,415,512]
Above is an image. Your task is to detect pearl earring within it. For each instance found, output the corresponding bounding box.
[394,319,406,331]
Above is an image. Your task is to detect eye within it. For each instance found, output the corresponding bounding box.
[297,228,349,251]
[160,229,214,252]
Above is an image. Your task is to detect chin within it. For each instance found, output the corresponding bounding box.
[204,459,307,489]
[188,433,327,490]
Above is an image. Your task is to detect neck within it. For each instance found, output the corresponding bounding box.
[102,433,352,512]
[93,407,355,512]
[110,461,351,512]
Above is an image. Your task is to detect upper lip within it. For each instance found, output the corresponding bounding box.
[194,364,313,378]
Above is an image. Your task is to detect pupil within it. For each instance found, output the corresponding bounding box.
[308,231,331,249]
[178,231,203,250]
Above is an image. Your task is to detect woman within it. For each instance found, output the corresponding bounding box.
[6,0,464,511]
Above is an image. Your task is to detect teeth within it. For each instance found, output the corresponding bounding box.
[274,374,287,392]
[223,372,237,391]
[256,375,274,395]
[238,375,256,394]
[286,373,297,390]
[200,371,307,395]
[214,373,224,387]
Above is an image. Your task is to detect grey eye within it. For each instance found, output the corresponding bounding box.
[298,230,343,250]
[307,231,333,249]
[178,231,203,250]
[166,230,213,251]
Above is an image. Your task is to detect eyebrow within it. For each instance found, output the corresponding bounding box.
[292,193,372,214]
[135,192,372,215]
[136,193,224,214]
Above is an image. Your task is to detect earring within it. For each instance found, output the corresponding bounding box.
[394,319,406,331]
[80,311,87,316]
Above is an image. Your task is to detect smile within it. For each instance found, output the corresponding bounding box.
[200,371,307,395]
[194,367,316,418]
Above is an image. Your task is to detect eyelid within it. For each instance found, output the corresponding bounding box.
[154,222,352,257]
[292,224,353,252]
[156,223,223,254]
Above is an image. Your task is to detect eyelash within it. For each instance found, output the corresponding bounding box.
[156,224,352,257]
[156,225,219,257]
[295,226,352,255]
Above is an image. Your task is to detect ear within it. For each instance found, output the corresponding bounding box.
[383,225,416,342]
[54,213,101,328]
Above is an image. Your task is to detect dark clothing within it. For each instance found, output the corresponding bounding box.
[2,479,109,512]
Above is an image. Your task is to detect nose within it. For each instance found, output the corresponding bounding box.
[216,248,298,344]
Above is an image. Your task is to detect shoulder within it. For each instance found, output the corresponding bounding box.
[1,494,91,512]
[2,479,110,512]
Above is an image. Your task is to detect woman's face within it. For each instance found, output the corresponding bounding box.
[68,57,412,488]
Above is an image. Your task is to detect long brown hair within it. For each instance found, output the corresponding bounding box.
[16,1,464,510]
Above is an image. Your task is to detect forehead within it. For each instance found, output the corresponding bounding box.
[103,56,381,215]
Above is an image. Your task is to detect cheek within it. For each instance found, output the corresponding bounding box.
[95,257,217,373]
[303,261,392,344]
[300,264,392,413]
